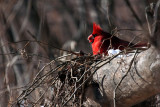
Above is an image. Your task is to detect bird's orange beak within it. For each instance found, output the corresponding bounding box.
[88,34,94,43]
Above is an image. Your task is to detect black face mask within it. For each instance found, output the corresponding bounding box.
[92,34,97,37]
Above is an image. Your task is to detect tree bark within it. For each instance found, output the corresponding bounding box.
[85,47,160,107]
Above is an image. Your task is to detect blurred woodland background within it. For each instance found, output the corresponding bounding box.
[0,0,159,106]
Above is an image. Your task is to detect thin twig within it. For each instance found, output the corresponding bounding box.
[113,49,138,107]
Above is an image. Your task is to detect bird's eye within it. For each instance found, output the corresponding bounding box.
[92,34,97,37]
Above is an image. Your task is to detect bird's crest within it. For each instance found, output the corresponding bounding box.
[92,22,103,35]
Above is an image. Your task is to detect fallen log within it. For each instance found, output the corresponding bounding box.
[85,47,160,107]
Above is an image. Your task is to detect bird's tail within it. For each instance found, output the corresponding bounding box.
[131,42,150,49]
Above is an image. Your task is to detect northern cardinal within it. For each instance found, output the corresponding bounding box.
[88,23,148,55]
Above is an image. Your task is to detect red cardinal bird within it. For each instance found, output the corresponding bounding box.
[88,23,148,55]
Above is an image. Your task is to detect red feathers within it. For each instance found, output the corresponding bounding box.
[88,23,148,55]
[92,23,103,35]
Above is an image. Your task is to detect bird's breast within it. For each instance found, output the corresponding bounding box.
[92,36,110,55]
